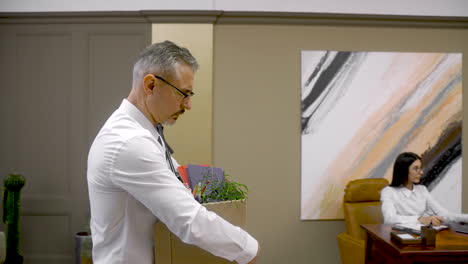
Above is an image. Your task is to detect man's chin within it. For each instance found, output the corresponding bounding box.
[163,117,178,126]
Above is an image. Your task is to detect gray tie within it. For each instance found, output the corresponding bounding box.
[155,123,174,154]
[155,124,183,183]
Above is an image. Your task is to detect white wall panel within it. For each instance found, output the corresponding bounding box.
[1,0,467,17]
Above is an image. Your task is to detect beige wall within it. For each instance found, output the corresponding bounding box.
[213,24,468,264]
[152,24,214,165]
[151,23,468,263]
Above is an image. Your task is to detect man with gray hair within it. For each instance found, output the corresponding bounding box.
[87,41,258,264]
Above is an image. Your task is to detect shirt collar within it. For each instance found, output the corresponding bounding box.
[119,99,159,137]
[400,186,415,198]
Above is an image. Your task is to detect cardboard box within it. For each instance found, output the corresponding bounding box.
[154,199,246,264]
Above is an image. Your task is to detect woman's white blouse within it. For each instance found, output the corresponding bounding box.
[380,184,468,225]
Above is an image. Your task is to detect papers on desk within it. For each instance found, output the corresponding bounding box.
[392,222,449,235]
[390,231,422,244]
[396,233,414,240]
[430,224,449,231]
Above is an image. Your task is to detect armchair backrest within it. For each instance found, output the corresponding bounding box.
[343,178,389,240]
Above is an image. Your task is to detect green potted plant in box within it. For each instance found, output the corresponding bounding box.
[195,173,249,203]
[154,168,250,264]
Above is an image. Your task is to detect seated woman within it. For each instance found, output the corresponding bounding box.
[381,152,468,226]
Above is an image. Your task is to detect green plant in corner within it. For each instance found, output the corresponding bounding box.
[3,173,25,264]
[199,173,249,203]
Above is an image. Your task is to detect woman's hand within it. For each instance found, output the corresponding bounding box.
[418,216,431,225]
[430,216,445,226]
[418,216,445,226]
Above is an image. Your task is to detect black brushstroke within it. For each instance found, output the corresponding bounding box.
[304,51,330,87]
[420,121,462,190]
[301,51,352,133]
[364,54,461,180]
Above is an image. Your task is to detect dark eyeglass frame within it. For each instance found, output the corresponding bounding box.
[410,167,424,173]
[153,75,194,99]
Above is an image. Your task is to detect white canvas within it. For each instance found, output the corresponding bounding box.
[301,51,462,220]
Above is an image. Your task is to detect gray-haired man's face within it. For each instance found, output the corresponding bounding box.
[146,63,194,125]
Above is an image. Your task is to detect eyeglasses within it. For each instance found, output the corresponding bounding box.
[410,167,424,173]
[153,75,194,99]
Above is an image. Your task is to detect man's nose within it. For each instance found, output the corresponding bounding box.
[183,97,192,110]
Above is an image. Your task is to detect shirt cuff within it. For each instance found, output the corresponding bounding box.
[234,233,258,264]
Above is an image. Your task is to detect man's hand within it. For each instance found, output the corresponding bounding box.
[247,245,259,264]
[247,257,257,264]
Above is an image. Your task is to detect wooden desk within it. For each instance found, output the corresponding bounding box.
[362,224,468,264]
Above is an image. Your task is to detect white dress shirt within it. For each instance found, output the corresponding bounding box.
[87,99,258,264]
[381,184,468,225]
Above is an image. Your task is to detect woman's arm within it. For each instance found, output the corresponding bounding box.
[423,186,468,223]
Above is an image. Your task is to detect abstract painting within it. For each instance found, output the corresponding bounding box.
[301,51,462,220]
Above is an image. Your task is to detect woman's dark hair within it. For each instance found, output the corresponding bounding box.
[390,152,422,187]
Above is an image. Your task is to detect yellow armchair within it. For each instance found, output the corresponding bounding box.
[337,178,389,264]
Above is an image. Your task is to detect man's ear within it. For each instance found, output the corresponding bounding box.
[143,74,156,95]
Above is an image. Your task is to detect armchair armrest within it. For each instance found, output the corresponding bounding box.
[337,233,365,264]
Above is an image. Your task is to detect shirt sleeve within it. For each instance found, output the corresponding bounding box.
[380,187,419,224]
[422,186,468,223]
[111,135,258,264]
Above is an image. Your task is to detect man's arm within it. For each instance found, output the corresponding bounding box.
[111,135,258,263]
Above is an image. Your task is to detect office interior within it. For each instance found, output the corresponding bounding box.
[1,3,468,264]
